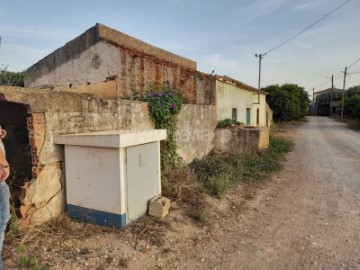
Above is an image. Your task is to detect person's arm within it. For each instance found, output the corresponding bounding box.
[0,149,10,181]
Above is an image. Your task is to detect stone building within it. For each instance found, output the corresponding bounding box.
[0,23,271,228]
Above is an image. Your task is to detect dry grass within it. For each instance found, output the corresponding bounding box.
[161,166,209,223]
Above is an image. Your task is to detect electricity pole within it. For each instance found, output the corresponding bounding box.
[312,87,315,116]
[255,53,266,104]
[341,67,347,119]
[330,75,334,117]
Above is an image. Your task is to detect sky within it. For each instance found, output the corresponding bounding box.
[0,0,359,98]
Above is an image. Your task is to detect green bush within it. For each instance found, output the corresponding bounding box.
[216,119,243,128]
[264,84,309,121]
[344,95,360,122]
[0,66,25,87]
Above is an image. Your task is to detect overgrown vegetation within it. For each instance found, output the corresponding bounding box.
[143,83,184,169]
[161,165,208,223]
[264,83,309,121]
[0,66,25,87]
[343,86,360,123]
[191,136,293,198]
[216,118,244,128]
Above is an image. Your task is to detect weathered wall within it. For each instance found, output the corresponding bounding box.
[250,94,268,127]
[0,86,217,226]
[216,79,269,126]
[25,24,215,105]
[216,80,253,124]
[214,126,270,156]
[0,86,153,227]
[176,104,216,163]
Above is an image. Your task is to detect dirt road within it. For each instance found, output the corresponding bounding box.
[178,116,360,270]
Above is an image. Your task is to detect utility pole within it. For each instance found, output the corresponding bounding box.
[330,75,334,117]
[341,67,347,119]
[255,53,266,104]
[312,87,315,116]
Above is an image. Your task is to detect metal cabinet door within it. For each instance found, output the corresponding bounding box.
[126,142,160,222]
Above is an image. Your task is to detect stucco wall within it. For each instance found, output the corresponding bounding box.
[216,80,253,123]
[176,104,216,163]
[215,80,268,126]
[25,41,122,89]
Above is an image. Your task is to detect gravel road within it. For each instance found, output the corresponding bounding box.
[182,117,360,270]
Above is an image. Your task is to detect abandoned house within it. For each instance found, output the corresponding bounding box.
[0,23,272,228]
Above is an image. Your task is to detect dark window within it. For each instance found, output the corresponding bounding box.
[232,108,237,121]
[256,108,260,126]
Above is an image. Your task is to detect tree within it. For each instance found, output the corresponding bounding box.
[346,85,360,97]
[0,66,25,87]
[344,95,360,122]
[264,83,309,121]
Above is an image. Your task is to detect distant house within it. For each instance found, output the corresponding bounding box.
[215,75,272,127]
[313,88,342,116]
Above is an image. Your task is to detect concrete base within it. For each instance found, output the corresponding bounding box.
[67,204,126,229]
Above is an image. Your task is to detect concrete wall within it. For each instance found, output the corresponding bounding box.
[176,104,216,163]
[214,126,270,156]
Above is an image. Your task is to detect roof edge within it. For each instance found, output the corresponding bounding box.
[216,75,268,95]
[96,23,196,70]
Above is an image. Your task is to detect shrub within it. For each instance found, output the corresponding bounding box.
[216,119,243,128]
[191,135,293,197]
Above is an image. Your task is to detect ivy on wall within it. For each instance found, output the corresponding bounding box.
[144,83,184,169]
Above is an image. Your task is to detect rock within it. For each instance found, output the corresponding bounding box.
[25,163,62,208]
[30,190,64,224]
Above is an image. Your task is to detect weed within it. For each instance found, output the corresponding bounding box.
[6,203,18,239]
[191,135,293,197]
[217,118,244,128]
[18,255,50,270]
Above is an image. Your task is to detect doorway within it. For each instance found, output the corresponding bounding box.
[246,108,251,125]
[0,102,32,216]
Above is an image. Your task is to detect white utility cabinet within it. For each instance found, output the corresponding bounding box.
[54,129,167,229]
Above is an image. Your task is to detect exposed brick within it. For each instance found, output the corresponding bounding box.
[141,102,149,112]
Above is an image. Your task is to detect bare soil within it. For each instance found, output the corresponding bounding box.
[3,116,360,269]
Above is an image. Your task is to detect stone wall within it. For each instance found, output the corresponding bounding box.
[0,86,153,227]
[0,86,217,227]
[214,126,270,157]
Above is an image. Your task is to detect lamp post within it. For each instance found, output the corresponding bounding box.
[255,53,266,104]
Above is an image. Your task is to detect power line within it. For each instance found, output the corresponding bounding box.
[348,56,360,69]
[264,0,350,56]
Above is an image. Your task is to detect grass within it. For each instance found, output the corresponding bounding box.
[190,135,293,198]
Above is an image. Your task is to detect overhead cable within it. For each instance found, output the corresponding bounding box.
[264,0,350,56]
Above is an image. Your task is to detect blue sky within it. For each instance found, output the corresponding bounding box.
[0,0,359,96]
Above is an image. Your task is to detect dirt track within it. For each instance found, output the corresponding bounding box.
[181,116,360,269]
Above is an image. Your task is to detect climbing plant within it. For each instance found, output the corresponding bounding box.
[144,83,184,169]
